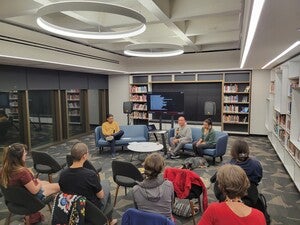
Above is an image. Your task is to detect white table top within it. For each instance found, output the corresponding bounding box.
[127,142,163,153]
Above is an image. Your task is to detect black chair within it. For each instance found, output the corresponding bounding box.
[85,199,111,225]
[112,160,144,207]
[66,154,102,176]
[0,185,52,225]
[31,151,66,183]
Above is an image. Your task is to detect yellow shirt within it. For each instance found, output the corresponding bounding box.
[102,121,120,136]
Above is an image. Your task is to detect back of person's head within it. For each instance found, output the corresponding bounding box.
[144,153,165,179]
[230,140,250,162]
[1,143,27,187]
[71,142,88,162]
[217,164,250,199]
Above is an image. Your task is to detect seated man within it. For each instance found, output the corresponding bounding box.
[59,142,117,225]
[102,114,124,159]
[169,116,192,159]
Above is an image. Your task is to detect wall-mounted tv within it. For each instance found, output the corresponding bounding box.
[147,92,184,114]
[0,92,9,108]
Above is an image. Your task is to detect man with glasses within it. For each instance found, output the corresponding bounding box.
[59,142,117,225]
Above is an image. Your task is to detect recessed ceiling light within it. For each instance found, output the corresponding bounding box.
[36,1,146,39]
[261,41,300,69]
[124,43,184,57]
[240,0,265,68]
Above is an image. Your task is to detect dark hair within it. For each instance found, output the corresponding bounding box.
[230,140,249,162]
[106,114,114,119]
[71,142,88,161]
[204,118,213,126]
[217,164,250,199]
[144,153,165,179]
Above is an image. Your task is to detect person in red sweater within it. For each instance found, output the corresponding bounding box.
[198,164,266,225]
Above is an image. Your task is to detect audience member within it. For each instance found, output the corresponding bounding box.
[192,118,216,157]
[102,114,124,159]
[198,164,266,225]
[0,109,8,122]
[169,116,192,159]
[0,143,60,199]
[211,140,262,206]
[0,143,60,223]
[59,142,117,225]
[133,153,174,220]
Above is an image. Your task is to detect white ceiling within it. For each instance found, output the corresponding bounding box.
[0,0,244,54]
[0,0,299,72]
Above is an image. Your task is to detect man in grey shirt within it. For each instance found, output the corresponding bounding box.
[169,116,192,159]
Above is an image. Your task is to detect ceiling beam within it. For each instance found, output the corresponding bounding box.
[137,0,200,52]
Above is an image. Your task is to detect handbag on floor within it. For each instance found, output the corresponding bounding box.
[172,199,199,218]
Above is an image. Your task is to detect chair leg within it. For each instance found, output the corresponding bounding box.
[5,212,12,225]
[113,185,120,207]
[189,200,196,225]
[48,203,53,213]
[35,173,40,179]
[125,187,127,196]
[220,156,223,161]
[212,157,216,165]
[48,174,53,183]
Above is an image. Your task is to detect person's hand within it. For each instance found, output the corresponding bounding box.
[173,139,179,144]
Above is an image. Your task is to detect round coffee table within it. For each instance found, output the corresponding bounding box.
[127,142,163,161]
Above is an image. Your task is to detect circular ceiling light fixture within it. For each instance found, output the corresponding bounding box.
[124,43,184,57]
[36,1,146,39]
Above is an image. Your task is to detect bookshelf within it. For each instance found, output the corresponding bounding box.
[67,89,81,125]
[129,76,149,125]
[266,59,300,191]
[222,72,251,134]
[9,90,19,120]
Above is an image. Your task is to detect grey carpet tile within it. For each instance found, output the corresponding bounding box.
[0,134,299,225]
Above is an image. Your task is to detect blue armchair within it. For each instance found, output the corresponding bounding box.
[168,128,228,164]
[95,125,149,151]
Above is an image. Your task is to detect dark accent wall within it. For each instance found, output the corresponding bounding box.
[0,65,108,91]
[152,82,222,122]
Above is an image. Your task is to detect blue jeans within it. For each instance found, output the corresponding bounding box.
[99,180,111,211]
[108,130,124,155]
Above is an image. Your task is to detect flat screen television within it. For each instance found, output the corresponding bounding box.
[0,92,9,108]
[147,92,184,114]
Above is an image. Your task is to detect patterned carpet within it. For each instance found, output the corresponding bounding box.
[0,134,299,225]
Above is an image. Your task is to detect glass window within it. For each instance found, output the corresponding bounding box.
[0,91,21,148]
[28,90,54,147]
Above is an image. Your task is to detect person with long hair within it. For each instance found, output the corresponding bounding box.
[198,164,266,225]
[0,143,60,200]
[193,118,217,157]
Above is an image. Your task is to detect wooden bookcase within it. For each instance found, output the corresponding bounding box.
[129,76,149,125]
[222,72,251,135]
[66,89,81,125]
[266,59,300,191]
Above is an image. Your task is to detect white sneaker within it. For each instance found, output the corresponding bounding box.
[106,136,114,141]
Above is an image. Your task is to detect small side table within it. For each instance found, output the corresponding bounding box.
[148,130,168,155]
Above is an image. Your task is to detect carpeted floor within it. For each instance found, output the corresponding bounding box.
[0,134,299,225]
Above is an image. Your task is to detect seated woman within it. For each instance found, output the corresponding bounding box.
[192,118,217,157]
[133,153,174,220]
[198,164,266,225]
[0,143,60,200]
[211,140,263,206]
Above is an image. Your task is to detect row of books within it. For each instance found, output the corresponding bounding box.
[9,93,18,99]
[224,96,248,103]
[67,89,80,93]
[288,102,292,114]
[288,80,299,96]
[270,81,275,93]
[223,115,248,123]
[68,102,80,108]
[130,94,147,102]
[224,85,250,93]
[275,113,286,126]
[133,103,147,111]
[130,86,147,93]
[68,109,80,116]
[9,101,18,107]
[223,105,249,113]
[131,111,148,119]
[67,94,80,100]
